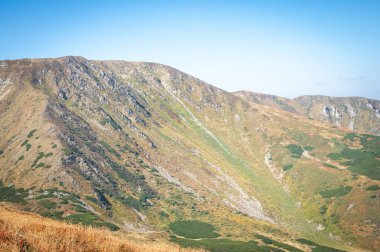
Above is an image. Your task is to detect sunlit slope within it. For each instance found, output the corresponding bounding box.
[0,205,203,252]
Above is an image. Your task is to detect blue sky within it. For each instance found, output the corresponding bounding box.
[1,0,380,99]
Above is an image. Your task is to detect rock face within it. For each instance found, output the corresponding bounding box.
[0,56,379,251]
[294,96,380,133]
[235,91,380,135]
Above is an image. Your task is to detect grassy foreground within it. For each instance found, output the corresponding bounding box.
[0,206,204,252]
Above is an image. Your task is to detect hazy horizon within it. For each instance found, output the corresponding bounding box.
[1,0,379,99]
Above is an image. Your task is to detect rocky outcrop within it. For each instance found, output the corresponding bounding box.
[295,96,380,134]
[44,101,117,190]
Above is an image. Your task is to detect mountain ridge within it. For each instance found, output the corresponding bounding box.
[234,90,380,135]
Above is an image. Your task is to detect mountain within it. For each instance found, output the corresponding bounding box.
[234,91,380,135]
[0,56,379,251]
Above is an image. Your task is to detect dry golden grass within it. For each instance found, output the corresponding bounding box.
[0,206,204,252]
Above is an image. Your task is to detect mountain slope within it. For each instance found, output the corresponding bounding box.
[0,57,379,251]
[0,205,202,252]
[234,91,380,135]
